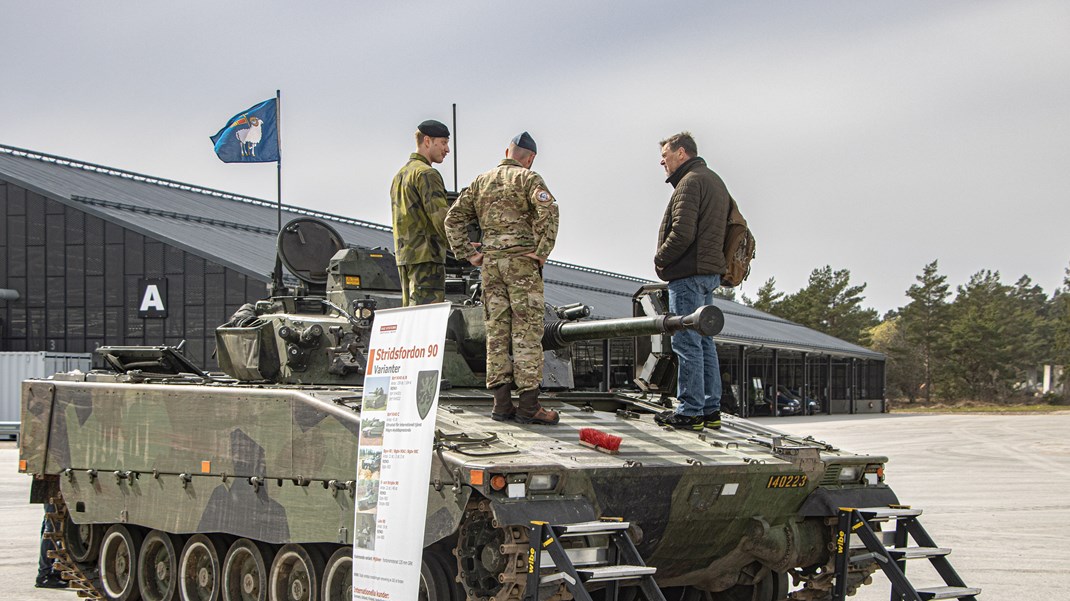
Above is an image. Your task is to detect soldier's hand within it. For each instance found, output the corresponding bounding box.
[468,252,484,267]
[522,252,546,267]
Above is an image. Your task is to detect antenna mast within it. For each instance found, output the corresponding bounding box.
[452,103,458,192]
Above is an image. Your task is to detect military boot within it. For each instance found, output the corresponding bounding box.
[515,389,560,425]
[490,384,516,422]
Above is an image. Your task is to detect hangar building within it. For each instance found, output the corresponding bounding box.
[0,144,884,416]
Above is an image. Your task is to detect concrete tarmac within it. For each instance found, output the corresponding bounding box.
[773,412,1069,601]
[2,413,1067,600]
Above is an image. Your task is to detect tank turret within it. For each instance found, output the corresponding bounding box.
[215,217,725,388]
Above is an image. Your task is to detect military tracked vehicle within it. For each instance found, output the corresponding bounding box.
[20,218,907,601]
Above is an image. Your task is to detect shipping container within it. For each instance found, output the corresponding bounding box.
[0,352,92,439]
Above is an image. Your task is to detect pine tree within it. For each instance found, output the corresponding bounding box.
[743,277,783,314]
[899,261,951,402]
[870,317,925,402]
[1050,263,1070,386]
[776,266,878,346]
[713,286,737,302]
[1008,275,1050,373]
[941,271,1018,401]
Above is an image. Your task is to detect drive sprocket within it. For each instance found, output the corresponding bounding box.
[454,498,571,601]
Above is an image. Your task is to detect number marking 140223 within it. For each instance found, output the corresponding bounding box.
[766,474,808,488]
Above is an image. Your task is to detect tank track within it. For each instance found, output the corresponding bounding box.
[44,495,106,599]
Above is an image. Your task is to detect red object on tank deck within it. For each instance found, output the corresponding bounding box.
[579,428,622,452]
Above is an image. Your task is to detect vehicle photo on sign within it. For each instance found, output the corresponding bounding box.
[355,374,392,552]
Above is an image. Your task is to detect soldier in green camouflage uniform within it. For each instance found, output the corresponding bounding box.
[444,132,560,425]
[390,120,451,306]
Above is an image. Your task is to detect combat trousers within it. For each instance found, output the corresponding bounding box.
[397,261,445,306]
[482,256,544,393]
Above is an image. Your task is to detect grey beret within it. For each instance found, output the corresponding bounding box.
[511,131,537,154]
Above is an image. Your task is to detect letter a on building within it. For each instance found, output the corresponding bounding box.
[138,278,168,318]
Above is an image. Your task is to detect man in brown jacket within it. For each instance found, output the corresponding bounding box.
[653,132,731,431]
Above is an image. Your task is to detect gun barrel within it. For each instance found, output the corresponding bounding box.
[542,305,724,350]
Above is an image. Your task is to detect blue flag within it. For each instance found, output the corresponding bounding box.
[209,98,280,163]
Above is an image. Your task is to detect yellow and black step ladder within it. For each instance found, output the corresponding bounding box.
[524,518,666,601]
[834,506,981,601]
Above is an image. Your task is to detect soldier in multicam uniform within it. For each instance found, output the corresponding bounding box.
[390,119,451,306]
[444,132,561,425]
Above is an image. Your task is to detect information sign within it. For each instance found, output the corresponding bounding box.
[352,303,450,600]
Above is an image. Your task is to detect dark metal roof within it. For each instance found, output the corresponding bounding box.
[710,298,883,359]
[0,143,881,360]
[0,145,394,283]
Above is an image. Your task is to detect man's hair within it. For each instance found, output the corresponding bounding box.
[659,131,697,157]
[508,143,534,162]
[415,130,428,145]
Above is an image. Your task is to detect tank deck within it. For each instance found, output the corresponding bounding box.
[434,395,798,470]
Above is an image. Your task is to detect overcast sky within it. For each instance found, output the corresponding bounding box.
[2,1,1067,314]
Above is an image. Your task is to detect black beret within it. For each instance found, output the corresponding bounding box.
[511,131,537,154]
[418,119,450,138]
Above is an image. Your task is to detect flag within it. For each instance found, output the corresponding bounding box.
[209,98,280,163]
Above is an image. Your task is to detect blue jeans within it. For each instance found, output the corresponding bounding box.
[39,503,57,580]
[668,274,722,416]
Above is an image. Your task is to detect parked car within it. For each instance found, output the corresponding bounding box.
[751,387,802,416]
[779,386,822,415]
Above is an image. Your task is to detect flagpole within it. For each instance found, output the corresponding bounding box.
[276,89,283,233]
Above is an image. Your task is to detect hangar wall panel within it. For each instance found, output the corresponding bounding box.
[0,179,267,370]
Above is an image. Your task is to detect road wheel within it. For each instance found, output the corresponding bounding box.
[139,530,185,601]
[425,547,465,601]
[100,524,145,601]
[65,515,104,564]
[320,547,352,601]
[712,571,789,601]
[223,538,276,601]
[180,534,226,601]
[419,551,450,601]
[269,543,325,601]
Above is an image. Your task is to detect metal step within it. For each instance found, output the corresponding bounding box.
[539,571,577,587]
[916,585,982,600]
[834,508,976,601]
[850,530,896,549]
[540,546,608,568]
[855,506,923,520]
[889,546,952,560]
[850,546,952,562]
[577,565,658,583]
[557,520,631,535]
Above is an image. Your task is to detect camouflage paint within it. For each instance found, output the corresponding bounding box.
[17,220,903,597]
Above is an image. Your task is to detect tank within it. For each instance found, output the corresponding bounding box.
[18,218,900,601]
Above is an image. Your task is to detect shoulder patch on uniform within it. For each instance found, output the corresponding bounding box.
[535,188,554,203]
